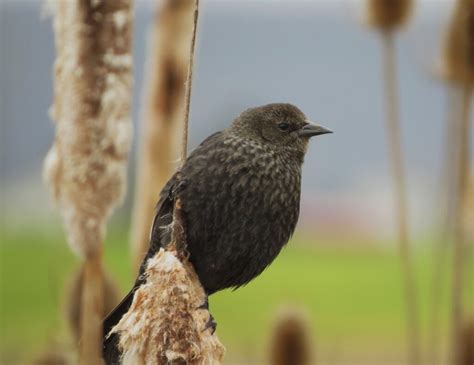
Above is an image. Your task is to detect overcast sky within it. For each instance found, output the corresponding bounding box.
[1,0,468,237]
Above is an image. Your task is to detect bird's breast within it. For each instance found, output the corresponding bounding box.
[179,136,302,292]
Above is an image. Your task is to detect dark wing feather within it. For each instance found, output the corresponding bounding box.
[102,175,177,364]
[102,131,224,364]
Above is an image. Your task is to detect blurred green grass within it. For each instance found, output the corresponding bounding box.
[1,226,472,363]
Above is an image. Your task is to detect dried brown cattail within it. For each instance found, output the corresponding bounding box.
[269,308,313,365]
[130,0,195,272]
[366,0,413,32]
[110,249,225,365]
[66,264,121,342]
[44,0,133,258]
[445,4,474,362]
[430,2,474,358]
[440,0,474,87]
[111,198,224,364]
[44,1,133,364]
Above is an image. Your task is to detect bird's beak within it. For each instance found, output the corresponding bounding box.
[297,122,333,138]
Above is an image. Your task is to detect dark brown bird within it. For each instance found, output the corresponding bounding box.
[103,103,331,364]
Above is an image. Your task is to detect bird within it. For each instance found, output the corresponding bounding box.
[103,103,331,363]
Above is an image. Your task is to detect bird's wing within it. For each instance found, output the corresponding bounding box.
[102,130,224,364]
[141,173,179,275]
[102,174,178,364]
[144,130,223,273]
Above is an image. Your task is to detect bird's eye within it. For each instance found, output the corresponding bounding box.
[278,122,290,131]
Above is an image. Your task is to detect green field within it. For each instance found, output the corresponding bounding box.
[1,226,472,364]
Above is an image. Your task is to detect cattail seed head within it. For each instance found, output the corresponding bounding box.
[269,307,313,365]
[460,318,474,365]
[110,249,225,364]
[44,0,133,258]
[440,0,474,86]
[366,0,413,32]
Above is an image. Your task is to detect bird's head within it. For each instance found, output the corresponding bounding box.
[230,103,332,159]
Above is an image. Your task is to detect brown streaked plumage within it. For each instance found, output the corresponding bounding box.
[103,103,331,364]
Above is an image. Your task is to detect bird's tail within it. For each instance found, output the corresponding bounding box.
[102,174,177,364]
[102,289,135,365]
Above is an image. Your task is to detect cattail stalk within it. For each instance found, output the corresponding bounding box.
[130,0,195,272]
[381,31,420,365]
[440,86,462,236]
[428,88,461,365]
[181,0,200,162]
[430,0,474,359]
[67,262,120,343]
[437,1,474,363]
[452,84,472,365]
[366,1,419,364]
[80,250,106,364]
[44,1,133,363]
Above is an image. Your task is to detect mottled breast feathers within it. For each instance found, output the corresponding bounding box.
[163,130,302,294]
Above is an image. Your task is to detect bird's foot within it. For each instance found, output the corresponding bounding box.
[203,313,217,334]
[197,295,216,334]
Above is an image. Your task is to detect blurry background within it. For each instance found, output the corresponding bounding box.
[1,0,473,364]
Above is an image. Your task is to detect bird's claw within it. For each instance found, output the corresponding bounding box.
[203,313,217,334]
[198,296,216,333]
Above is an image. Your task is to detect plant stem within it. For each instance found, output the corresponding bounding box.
[181,0,200,164]
[451,84,472,365]
[382,31,420,365]
[80,250,104,365]
[428,86,461,365]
